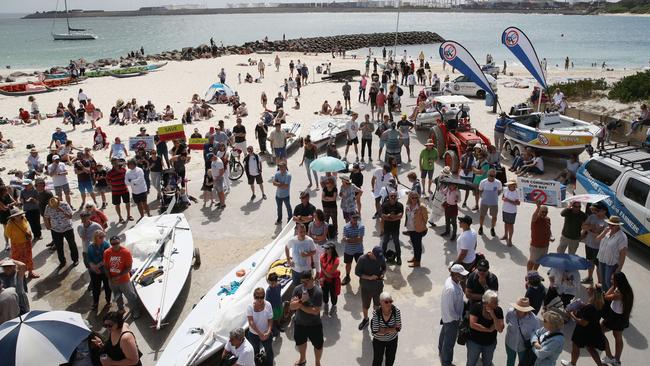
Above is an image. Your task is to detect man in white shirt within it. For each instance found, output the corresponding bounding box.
[210,153,226,209]
[125,159,150,219]
[285,223,319,286]
[553,89,564,106]
[371,164,391,219]
[47,155,72,207]
[439,263,469,366]
[344,112,360,162]
[243,146,266,201]
[478,169,502,237]
[455,216,477,270]
[223,327,256,366]
[77,88,88,105]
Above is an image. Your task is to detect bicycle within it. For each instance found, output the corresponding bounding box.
[228,147,244,180]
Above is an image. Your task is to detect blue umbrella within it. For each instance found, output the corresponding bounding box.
[0,310,90,365]
[309,156,347,173]
[536,253,592,270]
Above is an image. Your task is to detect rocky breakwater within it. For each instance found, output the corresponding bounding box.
[143,31,444,62]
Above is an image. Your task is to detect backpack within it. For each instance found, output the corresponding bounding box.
[396,86,404,96]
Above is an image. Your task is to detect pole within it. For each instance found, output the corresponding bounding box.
[393,0,401,60]
[536,86,543,113]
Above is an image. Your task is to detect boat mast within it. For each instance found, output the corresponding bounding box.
[65,0,71,33]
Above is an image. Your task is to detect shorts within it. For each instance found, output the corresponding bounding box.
[420,169,433,180]
[585,246,599,264]
[112,192,130,205]
[344,252,362,264]
[479,204,498,217]
[370,100,377,107]
[361,283,382,309]
[213,177,225,193]
[344,95,351,101]
[274,147,287,158]
[54,184,70,196]
[603,310,629,331]
[557,235,580,254]
[294,323,324,349]
[401,139,410,148]
[377,106,385,114]
[347,137,359,146]
[529,246,549,263]
[379,139,386,150]
[247,174,263,185]
[78,180,93,194]
[132,192,147,204]
[502,211,516,225]
[272,306,284,321]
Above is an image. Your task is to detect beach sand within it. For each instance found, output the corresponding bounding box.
[1,53,648,365]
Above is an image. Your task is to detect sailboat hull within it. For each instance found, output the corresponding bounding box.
[52,32,97,40]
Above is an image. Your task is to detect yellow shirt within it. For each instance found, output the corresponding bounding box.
[5,217,31,244]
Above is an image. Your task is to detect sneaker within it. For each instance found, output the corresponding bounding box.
[358,318,369,330]
[341,275,351,285]
[275,219,282,225]
[560,361,575,366]
[323,302,329,316]
[601,356,620,365]
[329,304,337,316]
[395,257,402,266]
[490,227,496,237]
[581,277,594,284]
[262,194,267,200]
[478,227,484,235]
[250,194,256,201]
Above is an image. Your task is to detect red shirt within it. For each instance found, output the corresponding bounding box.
[376,93,386,107]
[106,167,128,195]
[90,210,108,229]
[103,245,132,284]
[19,110,30,121]
[530,215,551,248]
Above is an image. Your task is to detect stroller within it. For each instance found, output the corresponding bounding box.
[160,169,190,213]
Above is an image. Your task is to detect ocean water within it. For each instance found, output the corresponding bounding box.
[0,12,649,69]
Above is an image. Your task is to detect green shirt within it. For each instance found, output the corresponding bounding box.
[561,208,587,240]
[419,148,438,171]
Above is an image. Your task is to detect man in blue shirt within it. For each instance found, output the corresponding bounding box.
[273,162,292,225]
[49,127,67,149]
[494,112,513,153]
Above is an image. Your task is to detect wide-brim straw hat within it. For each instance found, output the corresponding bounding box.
[506,180,517,186]
[605,216,623,226]
[8,207,25,218]
[511,297,535,312]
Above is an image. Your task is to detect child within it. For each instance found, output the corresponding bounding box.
[441,182,459,239]
[94,163,109,210]
[201,171,214,205]
[265,273,283,336]
[407,171,421,196]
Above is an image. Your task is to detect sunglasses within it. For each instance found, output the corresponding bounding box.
[254,296,264,300]
[382,300,393,304]
[103,323,114,328]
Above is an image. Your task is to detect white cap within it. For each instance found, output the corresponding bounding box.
[450,263,469,276]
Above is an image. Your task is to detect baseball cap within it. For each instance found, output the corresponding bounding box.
[450,263,469,276]
[525,271,544,282]
[140,127,146,131]
[458,215,473,225]
[52,155,61,160]
[476,259,490,271]
[371,246,385,261]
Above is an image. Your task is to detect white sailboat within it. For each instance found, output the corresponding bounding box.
[51,0,97,40]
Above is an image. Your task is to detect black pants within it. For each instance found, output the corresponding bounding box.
[373,337,398,366]
[52,229,79,264]
[409,85,414,95]
[408,231,425,262]
[258,137,267,153]
[89,270,112,305]
[322,280,338,306]
[382,229,401,259]
[445,214,457,238]
[359,89,366,102]
[25,209,41,238]
[361,138,372,159]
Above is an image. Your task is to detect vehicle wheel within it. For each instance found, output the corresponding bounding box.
[512,144,526,158]
[443,150,459,173]
[193,247,201,269]
[504,140,513,155]
[431,125,446,155]
[476,90,486,99]
[229,161,244,180]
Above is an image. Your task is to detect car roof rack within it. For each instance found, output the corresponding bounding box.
[596,141,650,171]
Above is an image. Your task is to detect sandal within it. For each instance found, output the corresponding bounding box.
[294,361,306,366]
[118,218,126,224]
[127,216,134,221]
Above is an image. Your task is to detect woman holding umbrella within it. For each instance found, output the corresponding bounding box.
[5,208,39,278]
[102,311,142,365]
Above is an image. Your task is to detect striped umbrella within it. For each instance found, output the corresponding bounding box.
[0,310,90,366]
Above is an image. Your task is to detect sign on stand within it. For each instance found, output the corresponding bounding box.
[517,177,563,207]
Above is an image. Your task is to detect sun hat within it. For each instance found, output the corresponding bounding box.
[605,216,623,226]
[511,297,535,312]
[506,180,517,186]
[450,263,469,276]
[8,207,25,218]
[0,258,16,267]
[22,179,33,186]
[425,139,435,146]
[339,175,351,182]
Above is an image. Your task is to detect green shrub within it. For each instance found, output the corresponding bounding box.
[608,70,650,103]
[547,79,608,99]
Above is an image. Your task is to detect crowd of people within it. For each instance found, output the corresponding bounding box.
[0,50,639,366]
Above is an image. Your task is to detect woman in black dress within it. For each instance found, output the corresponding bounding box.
[601,272,634,366]
[562,285,607,366]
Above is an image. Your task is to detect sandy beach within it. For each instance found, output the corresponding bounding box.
[1,52,649,366]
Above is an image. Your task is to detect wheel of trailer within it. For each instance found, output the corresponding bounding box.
[193,247,201,269]
[443,150,459,174]
[431,125,446,155]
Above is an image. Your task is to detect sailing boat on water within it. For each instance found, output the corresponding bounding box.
[51,0,97,40]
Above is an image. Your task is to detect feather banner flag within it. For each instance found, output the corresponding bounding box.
[438,41,496,99]
[501,27,547,89]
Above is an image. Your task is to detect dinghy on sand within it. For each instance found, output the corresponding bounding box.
[125,213,196,330]
[156,222,295,366]
[308,116,350,149]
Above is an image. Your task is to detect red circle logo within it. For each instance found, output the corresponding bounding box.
[530,189,547,204]
[443,44,457,61]
[505,30,519,48]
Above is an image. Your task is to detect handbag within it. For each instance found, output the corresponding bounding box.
[456,308,470,346]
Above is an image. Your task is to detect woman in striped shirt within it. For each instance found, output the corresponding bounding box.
[371,291,402,366]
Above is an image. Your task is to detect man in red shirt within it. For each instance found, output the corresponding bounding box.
[528,201,554,271]
[106,158,132,223]
[376,88,386,122]
[103,235,140,318]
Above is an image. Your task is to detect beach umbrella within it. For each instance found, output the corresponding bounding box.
[0,310,90,366]
[536,253,592,271]
[562,194,608,204]
[309,156,347,173]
